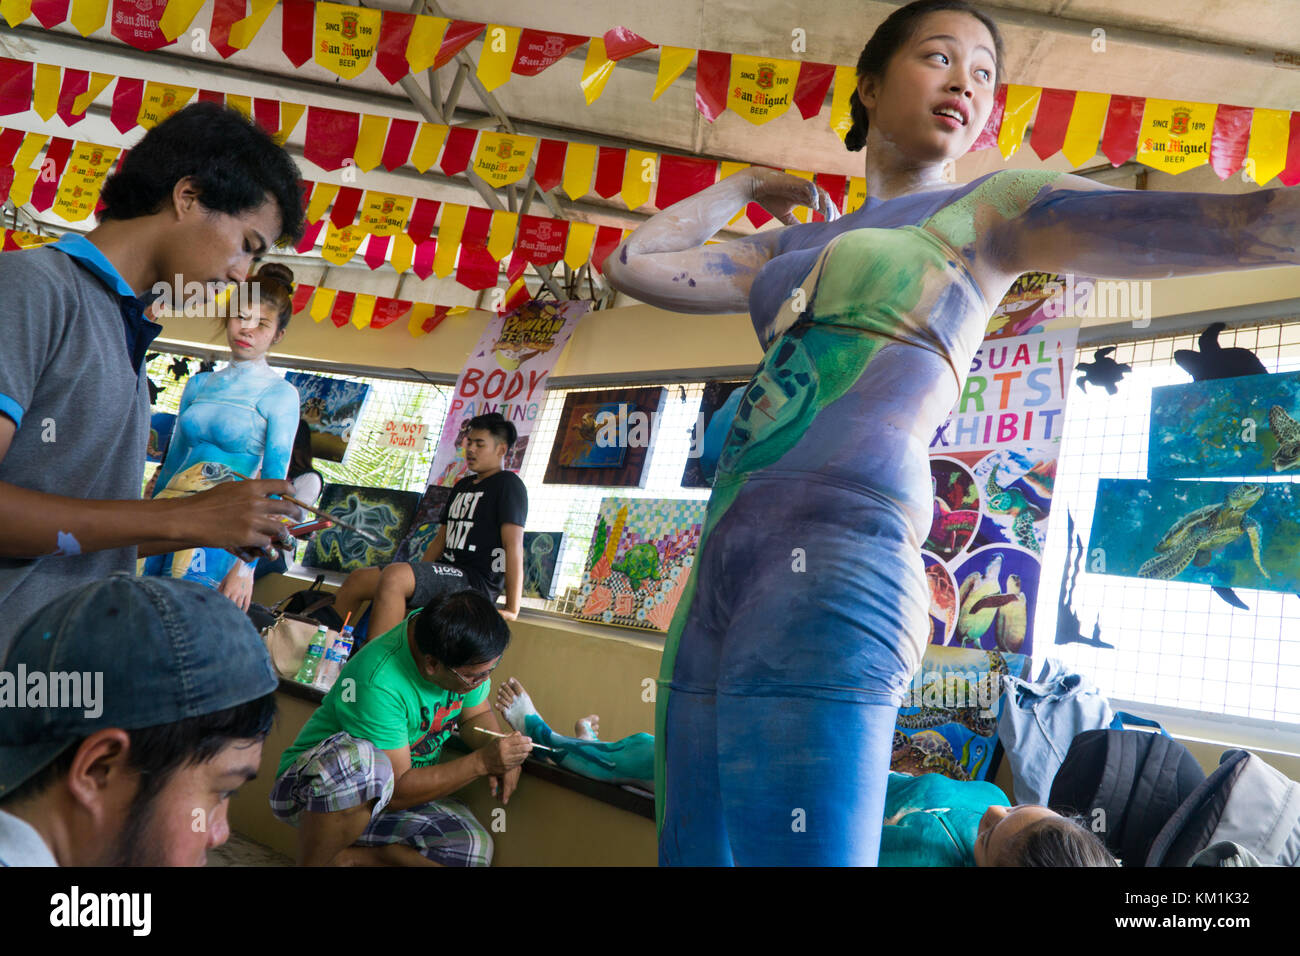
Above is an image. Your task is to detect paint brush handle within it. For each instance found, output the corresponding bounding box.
[228,471,381,544]
[473,726,553,752]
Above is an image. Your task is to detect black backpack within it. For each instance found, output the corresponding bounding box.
[248,575,344,632]
[1048,729,1206,866]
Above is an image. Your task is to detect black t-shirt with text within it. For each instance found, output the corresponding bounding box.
[437,470,528,599]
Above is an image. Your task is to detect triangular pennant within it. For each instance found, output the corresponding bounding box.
[1101,93,1145,167]
[1279,112,1300,188]
[253,97,279,135]
[369,296,411,329]
[329,290,356,328]
[111,0,174,52]
[294,218,324,254]
[381,118,418,171]
[1136,98,1213,174]
[321,224,365,265]
[274,102,305,145]
[410,122,448,172]
[562,141,597,199]
[594,146,625,198]
[695,51,729,123]
[364,236,390,271]
[1061,90,1109,167]
[433,20,485,71]
[309,286,337,322]
[1210,104,1252,180]
[793,62,835,121]
[407,197,440,244]
[32,62,61,121]
[472,132,537,188]
[580,36,615,105]
[998,84,1041,159]
[971,84,1007,151]
[353,113,389,172]
[389,234,415,274]
[31,0,69,28]
[227,0,276,50]
[0,58,34,116]
[727,55,798,125]
[280,0,314,67]
[328,186,363,228]
[439,125,476,176]
[486,210,517,262]
[655,154,716,210]
[653,46,693,101]
[1029,88,1075,161]
[512,29,587,77]
[376,9,416,84]
[406,15,449,74]
[828,65,856,141]
[622,149,657,209]
[563,220,595,270]
[433,204,467,277]
[1246,107,1290,186]
[291,282,315,315]
[590,224,623,274]
[30,136,73,212]
[208,0,244,58]
[63,71,112,123]
[136,82,196,130]
[304,106,359,171]
[314,2,381,80]
[534,138,566,192]
[158,0,205,41]
[477,24,521,92]
[602,26,654,61]
[69,0,107,35]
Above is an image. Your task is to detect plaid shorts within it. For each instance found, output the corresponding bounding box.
[270,732,493,867]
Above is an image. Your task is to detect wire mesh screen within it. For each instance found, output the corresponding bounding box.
[1041,321,1300,725]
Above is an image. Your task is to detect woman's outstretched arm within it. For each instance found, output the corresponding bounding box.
[994,173,1300,280]
[604,168,838,314]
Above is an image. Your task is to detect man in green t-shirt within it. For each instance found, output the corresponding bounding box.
[271,590,531,866]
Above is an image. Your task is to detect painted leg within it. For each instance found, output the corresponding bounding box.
[369,563,416,636]
[716,694,897,866]
[333,566,382,622]
[496,678,652,785]
[659,689,733,866]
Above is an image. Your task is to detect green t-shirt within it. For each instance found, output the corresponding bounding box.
[278,613,491,777]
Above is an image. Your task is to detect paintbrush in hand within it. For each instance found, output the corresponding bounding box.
[228,471,389,547]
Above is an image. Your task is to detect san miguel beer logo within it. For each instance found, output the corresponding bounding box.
[380,197,395,215]
[497,138,514,160]
[534,221,554,242]
[89,148,103,166]
[541,35,566,58]
[757,63,775,89]
[341,12,358,39]
[1170,107,1191,137]
[160,89,176,109]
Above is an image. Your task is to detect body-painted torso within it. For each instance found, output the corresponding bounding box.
[715,169,1058,537]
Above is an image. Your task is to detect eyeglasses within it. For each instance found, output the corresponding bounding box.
[447,661,497,689]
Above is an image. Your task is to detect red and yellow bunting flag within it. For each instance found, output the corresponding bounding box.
[998,84,1041,159]
[477,24,521,92]
[1210,104,1252,180]
[1,227,58,250]
[406,15,448,74]
[512,29,587,77]
[580,37,615,105]
[111,0,174,52]
[51,140,118,221]
[410,122,447,173]
[1136,98,1214,174]
[314,1,381,80]
[157,0,203,41]
[320,222,366,264]
[228,0,276,50]
[1029,88,1075,161]
[653,46,692,101]
[1245,107,1291,186]
[823,66,855,142]
[2,1,35,28]
[136,81,194,129]
[472,132,536,188]
[727,55,798,125]
[357,191,411,236]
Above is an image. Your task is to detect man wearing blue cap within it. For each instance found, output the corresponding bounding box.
[0,573,279,866]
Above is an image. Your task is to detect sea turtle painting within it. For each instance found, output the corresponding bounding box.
[1269,405,1300,472]
[985,465,1045,554]
[1137,483,1268,581]
[969,573,1028,653]
[1075,346,1132,395]
[955,555,1003,648]
[890,730,970,780]
[612,543,661,591]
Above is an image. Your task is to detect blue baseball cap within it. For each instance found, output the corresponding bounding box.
[0,573,278,797]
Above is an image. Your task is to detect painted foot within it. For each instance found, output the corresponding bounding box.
[575,714,600,740]
[496,677,539,733]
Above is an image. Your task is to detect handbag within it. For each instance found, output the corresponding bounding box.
[259,578,339,680]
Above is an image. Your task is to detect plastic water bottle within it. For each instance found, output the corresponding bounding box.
[295,625,330,685]
[314,625,354,692]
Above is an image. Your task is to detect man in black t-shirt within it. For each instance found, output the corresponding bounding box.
[334,413,528,636]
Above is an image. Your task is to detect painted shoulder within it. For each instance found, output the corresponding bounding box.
[924,169,1068,250]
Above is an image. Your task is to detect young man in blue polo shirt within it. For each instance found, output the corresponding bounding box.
[0,103,306,649]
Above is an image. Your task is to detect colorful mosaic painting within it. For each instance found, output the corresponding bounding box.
[574,497,708,632]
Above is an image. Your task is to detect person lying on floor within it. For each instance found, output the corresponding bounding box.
[495,677,1116,867]
[331,413,528,638]
[270,590,531,867]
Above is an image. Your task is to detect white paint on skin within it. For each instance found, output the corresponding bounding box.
[54,530,82,556]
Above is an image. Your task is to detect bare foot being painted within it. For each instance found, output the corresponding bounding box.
[496,677,537,733]
[493,677,652,788]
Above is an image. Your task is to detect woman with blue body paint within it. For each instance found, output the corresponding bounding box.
[606,0,1300,866]
[142,263,301,610]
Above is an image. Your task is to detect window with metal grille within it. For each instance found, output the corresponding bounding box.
[1043,321,1300,726]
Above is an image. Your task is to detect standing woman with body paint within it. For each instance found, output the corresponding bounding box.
[142,264,301,611]
[606,0,1300,866]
